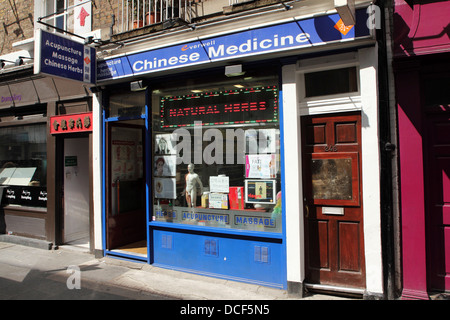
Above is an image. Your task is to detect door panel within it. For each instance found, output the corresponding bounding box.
[302,112,365,289]
[338,221,360,272]
[308,220,330,270]
[425,114,450,291]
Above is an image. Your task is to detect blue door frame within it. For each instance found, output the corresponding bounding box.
[101,72,288,289]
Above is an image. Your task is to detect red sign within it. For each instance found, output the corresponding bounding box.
[50,112,92,134]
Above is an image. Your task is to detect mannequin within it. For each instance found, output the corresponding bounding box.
[185,163,203,207]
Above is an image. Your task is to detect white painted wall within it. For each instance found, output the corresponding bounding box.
[92,92,104,252]
[359,46,383,295]
[282,64,304,285]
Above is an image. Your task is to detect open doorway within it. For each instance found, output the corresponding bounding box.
[105,121,147,259]
[62,135,92,249]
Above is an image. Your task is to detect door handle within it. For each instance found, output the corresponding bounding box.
[305,203,309,218]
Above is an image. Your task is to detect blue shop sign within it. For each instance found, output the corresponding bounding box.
[97,8,370,82]
[35,29,96,84]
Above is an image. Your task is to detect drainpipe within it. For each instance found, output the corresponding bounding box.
[110,14,115,40]
[376,0,397,300]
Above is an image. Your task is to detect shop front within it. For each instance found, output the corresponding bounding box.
[97,6,383,294]
[101,63,285,287]
[0,63,94,250]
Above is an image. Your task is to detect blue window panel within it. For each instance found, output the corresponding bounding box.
[152,229,285,289]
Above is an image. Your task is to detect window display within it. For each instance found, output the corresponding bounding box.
[0,124,47,207]
[151,66,282,233]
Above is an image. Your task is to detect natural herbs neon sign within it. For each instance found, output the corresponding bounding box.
[160,86,278,128]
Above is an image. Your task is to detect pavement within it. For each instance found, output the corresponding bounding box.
[0,236,356,302]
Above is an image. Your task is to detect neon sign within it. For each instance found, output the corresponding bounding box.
[160,86,278,128]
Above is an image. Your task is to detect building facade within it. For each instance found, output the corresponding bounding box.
[393,0,450,299]
[0,0,392,298]
[94,0,386,298]
[0,0,97,250]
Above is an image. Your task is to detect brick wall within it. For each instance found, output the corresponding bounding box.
[91,0,117,35]
[0,0,34,55]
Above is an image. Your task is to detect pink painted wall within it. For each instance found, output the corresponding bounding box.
[394,0,450,57]
[395,67,429,299]
[394,0,450,299]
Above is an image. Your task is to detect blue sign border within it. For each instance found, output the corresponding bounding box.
[97,8,371,82]
[35,29,96,84]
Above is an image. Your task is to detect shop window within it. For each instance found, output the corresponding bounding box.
[0,124,47,208]
[304,67,358,98]
[109,91,146,118]
[151,67,282,233]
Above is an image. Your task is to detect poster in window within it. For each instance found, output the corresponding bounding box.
[209,176,229,193]
[154,155,177,177]
[154,177,176,199]
[245,129,258,154]
[155,133,177,155]
[245,179,276,204]
[244,129,278,154]
[245,154,277,179]
[258,129,277,154]
[112,140,138,180]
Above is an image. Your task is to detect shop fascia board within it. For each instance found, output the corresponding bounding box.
[96,36,375,89]
[105,0,369,55]
[99,1,374,62]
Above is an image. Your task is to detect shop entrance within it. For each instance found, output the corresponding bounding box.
[62,136,91,248]
[105,121,147,258]
[301,112,365,290]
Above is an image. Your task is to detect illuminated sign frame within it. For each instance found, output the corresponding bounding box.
[160,86,278,128]
[50,112,93,134]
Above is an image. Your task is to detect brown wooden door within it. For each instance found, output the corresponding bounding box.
[301,112,365,289]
